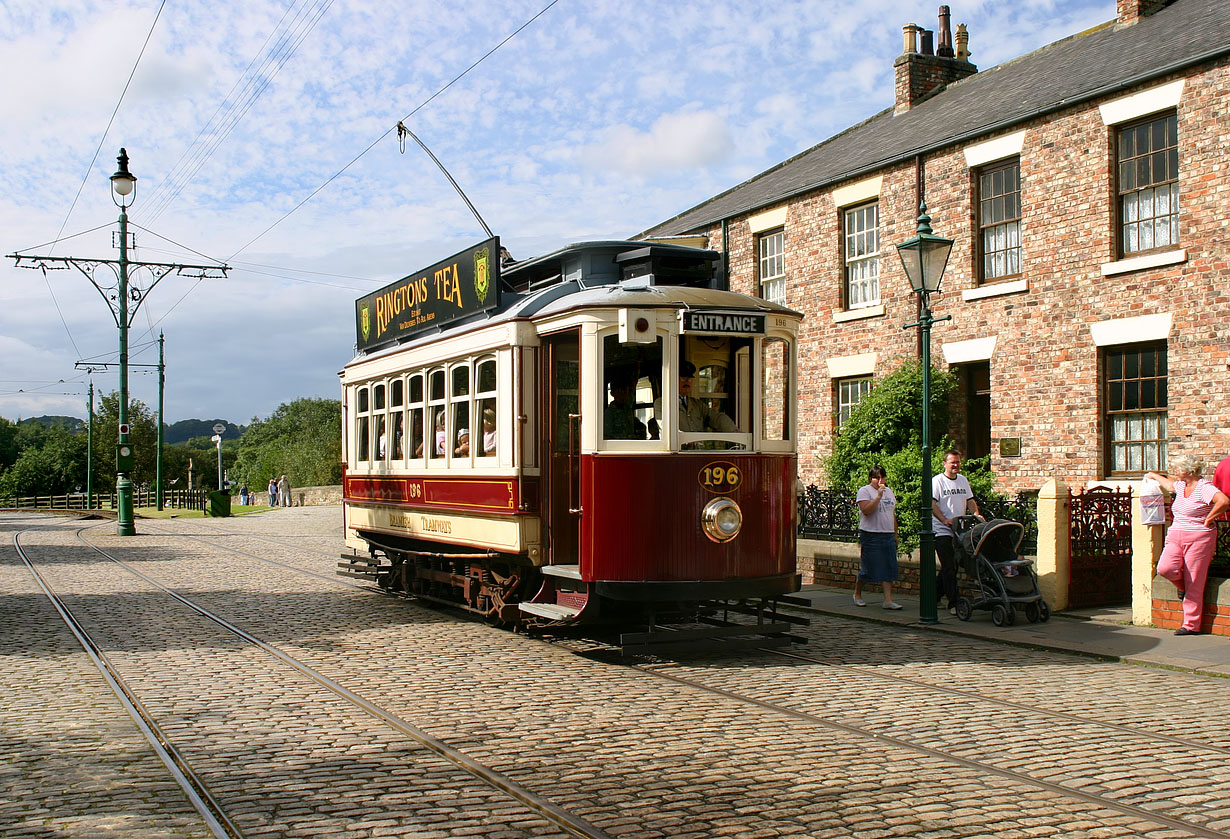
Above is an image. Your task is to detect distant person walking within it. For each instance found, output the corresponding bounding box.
[239,484,249,506]
[278,475,291,508]
[268,478,278,508]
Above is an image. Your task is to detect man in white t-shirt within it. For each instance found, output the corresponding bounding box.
[932,450,982,614]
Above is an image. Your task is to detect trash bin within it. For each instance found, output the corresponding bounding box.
[207,490,232,517]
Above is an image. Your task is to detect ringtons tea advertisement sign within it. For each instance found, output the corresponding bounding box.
[355,236,500,352]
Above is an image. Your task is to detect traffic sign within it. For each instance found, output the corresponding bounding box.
[212,422,226,434]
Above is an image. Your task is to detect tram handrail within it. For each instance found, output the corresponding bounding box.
[567,412,582,514]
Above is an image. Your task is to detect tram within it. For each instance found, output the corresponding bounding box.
[339,237,802,639]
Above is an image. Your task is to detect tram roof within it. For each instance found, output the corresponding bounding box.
[347,239,799,366]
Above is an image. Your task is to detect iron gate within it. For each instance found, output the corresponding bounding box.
[1068,485,1133,608]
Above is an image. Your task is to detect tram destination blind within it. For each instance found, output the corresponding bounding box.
[681,311,766,335]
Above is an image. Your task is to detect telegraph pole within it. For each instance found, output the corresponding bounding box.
[10,149,228,535]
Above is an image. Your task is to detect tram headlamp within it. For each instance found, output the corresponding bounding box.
[701,497,742,543]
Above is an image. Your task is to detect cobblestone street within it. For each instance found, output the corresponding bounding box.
[3,508,1229,839]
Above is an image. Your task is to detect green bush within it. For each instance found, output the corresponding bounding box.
[824,359,999,552]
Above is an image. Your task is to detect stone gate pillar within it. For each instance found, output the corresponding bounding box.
[1035,478,1070,611]
[1131,483,1166,627]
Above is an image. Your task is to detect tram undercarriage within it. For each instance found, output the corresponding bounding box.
[339,536,807,654]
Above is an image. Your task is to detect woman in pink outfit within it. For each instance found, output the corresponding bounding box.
[1145,454,1229,635]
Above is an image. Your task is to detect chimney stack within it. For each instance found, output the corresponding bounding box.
[894,6,977,114]
[1117,0,1170,25]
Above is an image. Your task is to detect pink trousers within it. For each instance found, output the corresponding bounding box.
[1157,527,1217,631]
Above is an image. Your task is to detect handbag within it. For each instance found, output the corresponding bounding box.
[1139,478,1166,526]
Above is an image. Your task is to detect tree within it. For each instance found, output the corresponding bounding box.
[231,397,341,489]
[0,417,19,470]
[825,359,997,552]
[0,426,87,497]
[91,392,160,489]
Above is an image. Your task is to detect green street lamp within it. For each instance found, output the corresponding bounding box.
[111,149,138,536]
[897,202,953,625]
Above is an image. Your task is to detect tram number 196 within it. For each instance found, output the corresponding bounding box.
[698,461,742,492]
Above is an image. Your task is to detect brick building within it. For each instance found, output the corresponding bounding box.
[640,0,1230,495]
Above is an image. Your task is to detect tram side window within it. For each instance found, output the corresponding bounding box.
[761,338,792,441]
[373,383,387,460]
[451,364,471,457]
[476,357,497,456]
[408,373,424,461]
[390,379,404,460]
[602,335,662,441]
[426,368,446,459]
[356,386,370,462]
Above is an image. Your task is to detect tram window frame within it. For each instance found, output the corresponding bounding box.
[449,362,472,460]
[475,355,498,459]
[356,385,371,463]
[408,372,425,462]
[390,378,405,461]
[676,334,754,452]
[600,332,664,448]
[760,336,794,447]
[427,367,447,461]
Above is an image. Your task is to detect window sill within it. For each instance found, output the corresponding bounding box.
[961,279,1028,302]
[1101,249,1186,276]
[833,304,884,323]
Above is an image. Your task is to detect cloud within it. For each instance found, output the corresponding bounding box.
[581,109,735,177]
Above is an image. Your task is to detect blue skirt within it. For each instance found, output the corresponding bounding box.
[859,530,899,583]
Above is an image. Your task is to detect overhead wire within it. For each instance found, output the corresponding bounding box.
[227,0,564,261]
[142,0,335,224]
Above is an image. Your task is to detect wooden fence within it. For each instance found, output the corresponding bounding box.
[0,487,208,511]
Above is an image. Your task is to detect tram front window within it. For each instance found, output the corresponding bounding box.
[678,335,751,450]
[602,335,662,442]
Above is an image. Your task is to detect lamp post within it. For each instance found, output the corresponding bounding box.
[896,202,953,625]
[110,149,138,536]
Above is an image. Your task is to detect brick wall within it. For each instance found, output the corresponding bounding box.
[704,60,1230,495]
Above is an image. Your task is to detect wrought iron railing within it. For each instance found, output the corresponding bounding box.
[797,485,1039,555]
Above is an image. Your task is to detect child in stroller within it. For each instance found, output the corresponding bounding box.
[951,516,1050,626]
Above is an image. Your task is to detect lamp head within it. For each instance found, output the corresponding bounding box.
[895,201,953,295]
[110,148,137,208]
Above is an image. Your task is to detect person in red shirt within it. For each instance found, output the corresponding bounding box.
[1214,456,1230,520]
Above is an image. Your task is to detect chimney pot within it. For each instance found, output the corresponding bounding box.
[921,29,935,56]
[937,5,955,57]
[902,23,921,54]
[955,23,970,60]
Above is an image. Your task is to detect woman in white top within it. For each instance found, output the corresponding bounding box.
[854,465,901,609]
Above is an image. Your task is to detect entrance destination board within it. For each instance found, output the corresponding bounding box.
[355,236,500,352]
[681,310,766,335]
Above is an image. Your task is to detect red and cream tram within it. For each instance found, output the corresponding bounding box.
[340,238,801,634]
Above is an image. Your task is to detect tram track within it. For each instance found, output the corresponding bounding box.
[13,524,610,839]
[21,512,1229,837]
[629,652,1230,839]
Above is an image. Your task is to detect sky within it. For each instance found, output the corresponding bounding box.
[0,0,1115,425]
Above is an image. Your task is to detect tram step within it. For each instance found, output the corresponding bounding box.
[518,602,582,621]
[540,564,582,580]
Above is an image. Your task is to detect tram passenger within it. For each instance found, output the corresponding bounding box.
[604,370,647,440]
[677,361,734,434]
[455,428,470,456]
[481,408,497,454]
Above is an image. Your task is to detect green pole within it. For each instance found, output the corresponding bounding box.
[156,331,165,511]
[918,297,937,625]
[116,196,135,536]
[86,381,93,510]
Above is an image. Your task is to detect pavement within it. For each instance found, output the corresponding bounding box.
[791,583,1230,678]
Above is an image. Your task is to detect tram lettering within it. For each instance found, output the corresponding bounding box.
[699,461,742,492]
[390,512,413,529]
[421,516,452,534]
[435,263,464,309]
[375,276,430,338]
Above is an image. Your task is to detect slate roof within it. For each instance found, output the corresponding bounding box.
[639,0,1230,239]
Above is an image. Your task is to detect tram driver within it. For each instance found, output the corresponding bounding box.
[676,361,735,434]
[604,370,647,440]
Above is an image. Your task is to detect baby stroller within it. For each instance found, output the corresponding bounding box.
[952,517,1049,626]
